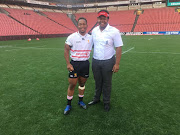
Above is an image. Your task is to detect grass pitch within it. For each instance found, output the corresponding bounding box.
[0,35,180,135]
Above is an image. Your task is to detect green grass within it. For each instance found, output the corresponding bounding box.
[0,36,180,135]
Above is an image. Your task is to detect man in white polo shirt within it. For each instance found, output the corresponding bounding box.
[88,10,123,111]
[64,17,93,115]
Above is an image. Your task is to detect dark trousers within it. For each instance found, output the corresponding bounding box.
[92,56,115,104]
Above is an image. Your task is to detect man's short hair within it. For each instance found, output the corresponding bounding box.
[78,17,87,24]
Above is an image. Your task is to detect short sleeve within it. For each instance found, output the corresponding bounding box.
[113,30,123,47]
[90,35,93,49]
[65,35,73,46]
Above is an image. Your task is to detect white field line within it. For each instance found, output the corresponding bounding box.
[4,46,179,55]
[0,45,13,48]
[5,47,62,51]
[148,38,153,40]
[5,46,135,54]
[131,51,180,55]
[0,40,52,47]
[4,46,62,51]
[122,47,134,54]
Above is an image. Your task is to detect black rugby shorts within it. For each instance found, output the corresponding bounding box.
[69,60,89,78]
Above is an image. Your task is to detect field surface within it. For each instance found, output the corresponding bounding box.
[0,35,180,135]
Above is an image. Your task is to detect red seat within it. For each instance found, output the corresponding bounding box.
[134,7,180,32]
[0,13,37,36]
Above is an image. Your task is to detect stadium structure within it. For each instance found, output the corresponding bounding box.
[0,0,180,40]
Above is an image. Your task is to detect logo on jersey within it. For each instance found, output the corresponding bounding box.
[76,41,81,43]
[74,73,77,77]
[106,40,108,45]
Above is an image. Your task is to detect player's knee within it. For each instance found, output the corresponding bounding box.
[79,83,85,87]
[79,85,85,90]
[79,80,87,87]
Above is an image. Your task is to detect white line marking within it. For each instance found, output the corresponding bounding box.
[15,45,46,48]
[148,38,153,40]
[5,47,63,51]
[4,45,51,51]
[5,49,21,51]
[0,45,13,48]
[122,47,134,54]
[0,40,52,47]
[131,51,180,55]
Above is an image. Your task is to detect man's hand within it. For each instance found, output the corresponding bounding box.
[112,46,122,73]
[112,64,119,73]
[67,63,74,72]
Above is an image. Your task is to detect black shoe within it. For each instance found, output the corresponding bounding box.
[104,103,110,112]
[88,100,100,105]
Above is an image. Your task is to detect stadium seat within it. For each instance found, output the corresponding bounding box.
[134,7,180,32]
[75,10,136,32]
[3,8,75,35]
[0,13,37,36]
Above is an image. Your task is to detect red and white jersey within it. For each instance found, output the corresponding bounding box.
[65,32,93,61]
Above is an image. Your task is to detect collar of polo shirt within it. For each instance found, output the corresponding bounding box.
[98,23,110,32]
[77,31,87,37]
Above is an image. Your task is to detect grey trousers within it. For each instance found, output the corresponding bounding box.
[92,56,115,104]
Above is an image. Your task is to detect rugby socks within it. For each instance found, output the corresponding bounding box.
[78,94,84,102]
[78,86,85,102]
[67,95,73,106]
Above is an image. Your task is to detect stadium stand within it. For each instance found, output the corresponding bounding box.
[4,8,75,34]
[0,4,8,8]
[134,8,180,32]
[1,2,180,39]
[141,4,153,9]
[21,6,34,10]
[86,8,96,13]
[129,4,141,10]
[53,9,63,13]
[43,11,77,32]
[33,7,45,11]
[117,6,129,11]
[0,13,37,36]
[8,5,21,9]
[76,9,86,13]
[107,6,117,11]
[109,10,135,32]
[43,8,54,12]
[75,10,135,32]
[153,2,166,8]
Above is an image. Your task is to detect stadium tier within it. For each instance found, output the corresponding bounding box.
[109,10,135,32]
[43,11,77,32]
[1,7,180,37]
[75,10,135,32]
[3,8,75,35]
[134,7,180,32]
[0,13,37,36]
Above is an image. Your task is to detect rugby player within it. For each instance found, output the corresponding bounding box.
[64,17,92,115]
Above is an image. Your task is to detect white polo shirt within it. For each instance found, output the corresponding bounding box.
[92,24,123,60]
[65,32,93,61]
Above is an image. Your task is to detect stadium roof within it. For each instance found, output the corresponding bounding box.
[37,0,127,4]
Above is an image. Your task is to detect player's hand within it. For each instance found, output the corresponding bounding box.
[112,64,119,73]
[67,64,74,72]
